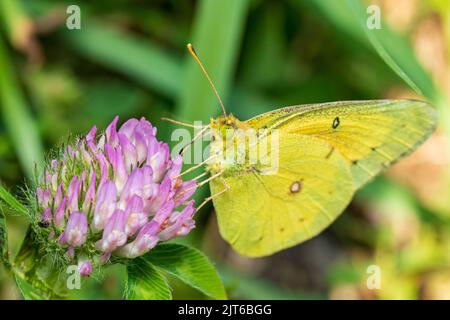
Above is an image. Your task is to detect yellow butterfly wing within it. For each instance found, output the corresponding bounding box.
[246,99,437,189]
[210,134,354,257]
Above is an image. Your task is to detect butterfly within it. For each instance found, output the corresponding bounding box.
[179,44,437,257]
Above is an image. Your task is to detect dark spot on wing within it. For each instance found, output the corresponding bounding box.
[352,160,358,165]
[290,181,302,194]
[325,147,335,159]
[280,228,284,232]
[332,117,340,129]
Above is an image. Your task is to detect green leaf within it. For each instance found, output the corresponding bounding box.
[13,228,67,300]
[145,243,227,300]
[0,208,9,266]
[0,183,28,216]
[14,274,47,300]
[125,258,172,300]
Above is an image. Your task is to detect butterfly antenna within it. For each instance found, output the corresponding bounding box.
[180,125,211,155]
[187,43,227,117]
[161,117,204,128]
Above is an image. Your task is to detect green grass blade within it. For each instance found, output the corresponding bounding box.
[0,0,31,47]
[173,0,250,224]
[346,0,440,101]
[0,208,9,266]
[62,22,181,97]
[300,0,368,44]
[302,0,449,133]
[0,38,43,180]
[0,182,28,216]
[176,0,250,121]
[303,0,446,104]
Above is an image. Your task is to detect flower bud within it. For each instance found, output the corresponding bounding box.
[59,212,88,247]
[78,259,93,277]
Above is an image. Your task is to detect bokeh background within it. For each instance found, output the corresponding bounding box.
[1,0,449,299]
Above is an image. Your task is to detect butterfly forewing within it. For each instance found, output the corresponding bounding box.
[247,100,437,188]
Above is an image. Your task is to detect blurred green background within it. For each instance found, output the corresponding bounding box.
[1,0,450,299]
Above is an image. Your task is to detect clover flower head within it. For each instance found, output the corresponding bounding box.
[34,116,197,276]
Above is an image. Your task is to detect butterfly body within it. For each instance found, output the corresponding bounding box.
[206,99,437,257]
[207,114,245,175]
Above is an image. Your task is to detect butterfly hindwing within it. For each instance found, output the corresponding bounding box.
[210,134,354,257]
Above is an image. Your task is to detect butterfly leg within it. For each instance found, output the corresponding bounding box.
[177,153,219,178]
[176,170,223,200]
[196,177,229,211]
[195,171,223,188]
